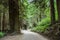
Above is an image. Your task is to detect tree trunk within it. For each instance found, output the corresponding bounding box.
[1,13,3,32]
[9,0,21,33]
[0,13,1,31]
[2,13,5,32]
[50,0,56,25]
[56,0,60,23]
[2,7,6,32]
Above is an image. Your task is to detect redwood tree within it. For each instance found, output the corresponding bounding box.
[0,13,1,31]
[56,0,60,23]
[9,0,21,33]
[50,0,56,25]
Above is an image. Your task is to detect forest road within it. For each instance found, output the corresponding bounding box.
[0,30,49,40]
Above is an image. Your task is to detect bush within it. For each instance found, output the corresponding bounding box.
[0,32,5,38]
[31,18,51,33]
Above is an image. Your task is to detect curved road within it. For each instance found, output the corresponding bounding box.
[0,30,49,40]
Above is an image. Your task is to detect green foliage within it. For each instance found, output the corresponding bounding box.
[38,18,50,26]
[22,0,51,30]
[31,18,51,32]
[0,32,5,38]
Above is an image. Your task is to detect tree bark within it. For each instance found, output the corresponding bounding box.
[9,0,21,33]
[50,0,56,25]
[1,13,3,32]
[56,0,60,23]
[0,13,1,31]
[2,12,5,32]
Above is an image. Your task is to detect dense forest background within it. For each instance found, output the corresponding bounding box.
[0,0,60,40]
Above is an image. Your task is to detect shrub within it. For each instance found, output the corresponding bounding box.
[31,18,51,33]
[0,32,5,38]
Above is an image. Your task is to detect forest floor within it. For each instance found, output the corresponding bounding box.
[0,30,49,40]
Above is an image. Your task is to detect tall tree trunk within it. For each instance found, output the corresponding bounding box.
[2,7,6,32]
[0,13,1,31]
[9,0,21,33]
[56,0,60,23]
[2,13,5,32]
[1,13,3,32]
[50,0,56,25]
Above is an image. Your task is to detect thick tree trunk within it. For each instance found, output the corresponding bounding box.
[56,0,60,23]
[50,0,56,25]
[9,0,21,33]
